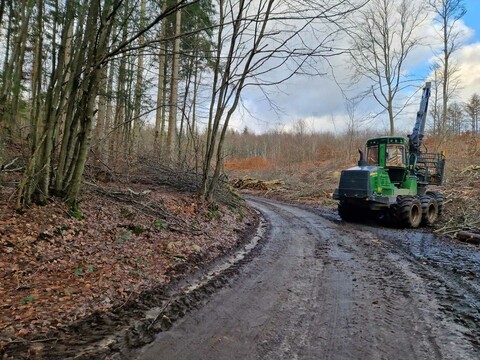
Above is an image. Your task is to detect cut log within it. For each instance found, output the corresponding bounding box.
[456,231,480,244]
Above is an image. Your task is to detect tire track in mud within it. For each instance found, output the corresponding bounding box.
[134,197,478,360]
[333,216,480,350]
[313,207,480,335]
[306,215,443,359]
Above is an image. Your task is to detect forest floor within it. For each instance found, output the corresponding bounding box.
[0,175,258,358]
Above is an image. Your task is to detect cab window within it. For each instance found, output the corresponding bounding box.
[386,145,406,167]
[367,146,378,166]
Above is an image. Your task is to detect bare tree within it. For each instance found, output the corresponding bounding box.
[349,0,426,135]
[6,0,365,209]
[166,0,182,159]
[345,98,366,158]
[428,0,466,137]
[200,0,365,200]
[465,94,480,135]
[131,0,147,158]
[0,0,34,136]
[429,63,442,135]
[447,101,463,135]
[154,0,169,154]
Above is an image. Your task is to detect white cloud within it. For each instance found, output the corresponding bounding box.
[281,115,346,133]
[455,42,480,99]
[228,1,480,135]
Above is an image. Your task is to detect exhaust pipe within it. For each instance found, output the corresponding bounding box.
[358,149,367,167]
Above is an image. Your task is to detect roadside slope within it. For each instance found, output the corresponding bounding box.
[0,182,257,358]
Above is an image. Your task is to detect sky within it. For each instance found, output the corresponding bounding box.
[464,0,480,42]
[229,0,480,135]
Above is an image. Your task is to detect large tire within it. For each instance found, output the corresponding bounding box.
[338,201,360,222]
[396,196,422,228]
[426,191,444,216]
[420,195,438,226]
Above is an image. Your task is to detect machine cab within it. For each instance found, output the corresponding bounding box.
[366,137,407,184]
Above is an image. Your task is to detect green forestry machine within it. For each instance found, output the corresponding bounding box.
[333,82,446,228]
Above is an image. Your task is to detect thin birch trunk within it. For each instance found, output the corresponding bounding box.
[131,0,146,158]
[166,1,182,160]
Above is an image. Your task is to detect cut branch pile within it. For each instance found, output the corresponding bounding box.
[135,161,202,193]
[87,159,241,207]
[435,165,480,243]
[231,177,284,191]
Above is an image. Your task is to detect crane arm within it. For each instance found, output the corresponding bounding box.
[408,82,431,156]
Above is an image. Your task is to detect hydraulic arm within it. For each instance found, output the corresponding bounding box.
[408,82,431,157]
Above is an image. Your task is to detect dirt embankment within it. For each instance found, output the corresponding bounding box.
[0,179,257,358]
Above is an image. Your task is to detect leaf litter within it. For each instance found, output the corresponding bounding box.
[0,180,256,356]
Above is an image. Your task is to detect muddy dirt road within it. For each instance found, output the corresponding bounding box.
[134,197,480,360]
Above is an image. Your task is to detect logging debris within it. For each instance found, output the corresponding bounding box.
[231,177,285,191]
[435,164,480,242]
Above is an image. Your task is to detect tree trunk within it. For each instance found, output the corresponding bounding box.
[441,14,448,137]
[67,0,115,207]
[154,0,168,155]
[94,65,108,161]
[0,0,6,30]
[178,55,194,163]
[166,1,182,160]
[53,11,81,194]
[30,0,43,149]
[201,0,225,197]
[131,0,146,158]
[0,0,33,134]
[110,1,129,168]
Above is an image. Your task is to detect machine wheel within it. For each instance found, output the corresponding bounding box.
[426,191,444,216]
[396,196,422,228]
[338,201,360,222]
[420,195,438,226]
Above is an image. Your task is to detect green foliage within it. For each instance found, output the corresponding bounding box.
[20,295,35,305]
[73,268,84,276]
[136,257,148,266]
[132,269,145,277]
[36,198,49,206]
[116,229,133,243]
[69,208,84,220]
[173,255,186,263]
[191,220,200,231]
[127,224,145,235]
[54,225,71,235]
[153,219,166,230]
[207,208,221,219]
[87,265,95,273]
[119,208,135,219]
[229,204,246,219]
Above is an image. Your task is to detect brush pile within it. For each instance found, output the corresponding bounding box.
[231,177,285,191]
[436,165,480,243]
